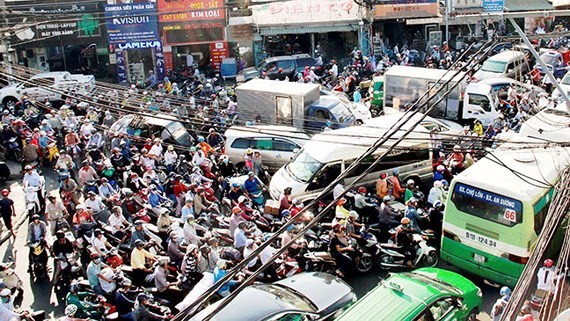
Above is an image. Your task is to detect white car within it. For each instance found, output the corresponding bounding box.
[0,71,95,108]
[321,89,372,123]
[224,125,310,173]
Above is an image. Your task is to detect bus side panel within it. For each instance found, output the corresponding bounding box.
[441,237,524,287]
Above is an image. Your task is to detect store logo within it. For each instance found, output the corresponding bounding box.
[117,41,162,49]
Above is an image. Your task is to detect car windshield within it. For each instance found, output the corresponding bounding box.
[562,75,570,85]
[165,121,192,146]
[403,272,462,295]
[258,284,317,312]
[286,150,322,182]
[481,60,507,73]
[329,102,354,124]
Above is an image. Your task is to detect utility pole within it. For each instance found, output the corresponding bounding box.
[508,18,570,111]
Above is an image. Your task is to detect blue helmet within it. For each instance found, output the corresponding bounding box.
[281,210,291,217]
[197,136,205,142]
[231,182,240,188]
[500,286,511,297]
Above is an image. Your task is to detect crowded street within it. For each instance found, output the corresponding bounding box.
[2,0,570,320]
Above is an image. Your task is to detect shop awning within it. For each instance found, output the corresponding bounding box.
[258,24,358,36]
[504,0,554,11]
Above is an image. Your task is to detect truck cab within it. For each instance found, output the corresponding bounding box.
[462,82,500,126]
[369,76,384,108]
[305,96,356,130]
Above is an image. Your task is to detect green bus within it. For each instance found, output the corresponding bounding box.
[440,146,569,287]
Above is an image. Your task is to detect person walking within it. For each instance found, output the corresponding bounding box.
[0,189,16,238]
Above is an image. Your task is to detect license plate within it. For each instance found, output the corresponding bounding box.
[474,254,486,263]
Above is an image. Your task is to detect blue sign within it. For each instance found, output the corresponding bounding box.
[454,183,522,213]
[482,0,504,12]
[105,2,159,45]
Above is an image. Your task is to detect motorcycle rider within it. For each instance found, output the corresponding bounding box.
[405,198,424,233]
[353,187,376,224]
[65,284,102,319]
[329,224,355,278]
[23,165,44,206]
[61,174,80,205]
[243,172,266,202]
[86,253,111,295]
[0,288,31,320]
[107,206,130,240]
[115,279,136,321]
[26,214,48,273]
[131,239,156,286]
[133,293,171,321]
[21,138,40,172]
[345,211,365,245]
[394,217,416,267]
[491,286,511,321]
[51,230,74,287]
[167,232,186,267]
[121,189,143,223]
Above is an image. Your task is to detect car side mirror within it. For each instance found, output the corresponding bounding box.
[293,148,300,153]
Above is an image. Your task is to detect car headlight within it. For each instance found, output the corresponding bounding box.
[476,286,482,297]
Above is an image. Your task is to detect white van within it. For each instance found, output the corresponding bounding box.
[474,50,529,80]
[224,125,311,173]
[269,114,433,203]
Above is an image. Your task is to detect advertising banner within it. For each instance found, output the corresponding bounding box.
[105,2,159,45]
[157,0,225,22]
[482,0,504,12]
[251,0,358,26]
[373,0,438,19]
[209,42,229,71]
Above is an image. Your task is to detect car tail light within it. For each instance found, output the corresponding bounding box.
[508,254,529,264]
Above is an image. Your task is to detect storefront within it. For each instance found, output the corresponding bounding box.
[250,0,361,63]
[6,0,105,74]
[372,0,441,54]
[105,1,165,84]
[157,0,229,75]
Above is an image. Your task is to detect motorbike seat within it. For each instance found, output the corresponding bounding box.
[380,243,402,249]
[313,251,335,261]
[120,265,133,273]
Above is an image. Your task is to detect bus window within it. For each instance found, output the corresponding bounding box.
[468,94,492,112]
[451,183,523,227]
[533,191,553,235]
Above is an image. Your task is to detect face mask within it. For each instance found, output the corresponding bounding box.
[1,297,8,303]
[223,159,229,164]
[93,258,101,264]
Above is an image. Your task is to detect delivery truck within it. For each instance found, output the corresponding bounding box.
[236,79,356,130]
[383,66,501,125]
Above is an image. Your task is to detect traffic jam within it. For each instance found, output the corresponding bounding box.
[1,24,570,321]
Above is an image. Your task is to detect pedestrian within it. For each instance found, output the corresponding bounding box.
[0,189,16,238]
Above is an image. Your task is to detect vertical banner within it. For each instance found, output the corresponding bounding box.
[154,45,166,81]
[115,50,128,83]
[163,46,174,71]
[209,42,228,71]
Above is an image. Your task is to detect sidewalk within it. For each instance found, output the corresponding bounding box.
[0,161,31,246]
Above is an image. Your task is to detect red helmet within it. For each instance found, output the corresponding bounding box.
[1,189,9,196]
[358,187,367,194]
[544,259,554,268]
[278,68,284,72]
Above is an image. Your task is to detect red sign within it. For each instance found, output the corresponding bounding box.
[209,42,228,71]
[163,48,174,70]
[157,0,225,22]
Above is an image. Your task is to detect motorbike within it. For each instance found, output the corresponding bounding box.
[29,242,49,280]
[53,252,83,298]
[377,233,439,270]
[24,186,41,219]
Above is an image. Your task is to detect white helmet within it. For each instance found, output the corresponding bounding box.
[65,305,78,317]
[348,211,359,220]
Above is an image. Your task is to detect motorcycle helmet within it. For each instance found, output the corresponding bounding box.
[56,230,65,239]
[238,196,247,203]
[197,136,205,142]
[544,259,554,268]
[134,239,145,248]
[122,279,132,287]
[1,189,9,196]
[383,196,392,202]
[433,200,443,209]
[348,211,359,220]
[401,217,411,225]
[65,304,78,317]
[406,179,415,186]
[231,182,240,188]
[31,214,40,221]
[232,207,242,214]
[500,286,512,297]
[281,210,291,218]
[292,198,301,206]
[358,187,367,194]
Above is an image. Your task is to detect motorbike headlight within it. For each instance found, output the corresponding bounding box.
[476,286,482,297]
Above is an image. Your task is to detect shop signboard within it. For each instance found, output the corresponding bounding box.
[373,0,438,19]
[209,42,229,71]
[161,21,225,45]
[105,2,159,45]
[6,0,101,46]
[482,0,503,12]
[157,0,225,22]
[251,0,359,26]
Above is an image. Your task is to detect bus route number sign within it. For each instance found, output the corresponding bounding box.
[504,209,517,222]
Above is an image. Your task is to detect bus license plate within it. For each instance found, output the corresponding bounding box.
[474,254,486,263]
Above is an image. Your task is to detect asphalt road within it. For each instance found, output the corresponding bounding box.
[0,162,499,319]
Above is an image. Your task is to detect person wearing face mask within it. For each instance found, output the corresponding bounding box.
[183,215,206,246]
[86,253,111,295]
[395,217,416,267]
[0,288,36,320]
